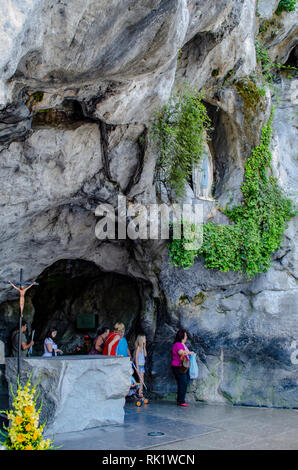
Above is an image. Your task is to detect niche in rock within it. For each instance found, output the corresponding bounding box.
[32,99,92,129]
[191,140,214,200]
[31,259,149,355]
[203,101,245,205]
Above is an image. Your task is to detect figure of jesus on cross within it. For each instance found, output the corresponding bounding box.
[8,269,38,376]
[8,280,37,317]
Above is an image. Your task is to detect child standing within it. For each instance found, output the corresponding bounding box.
[134,335,147,398]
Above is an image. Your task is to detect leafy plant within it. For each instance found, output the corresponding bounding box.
[0,376,55,450]
[255,41,297,84]
[276,0,297,15]
[167,220,201,269]
[151,88,211,198]
[255,41,279,83]
[168,114,296,278]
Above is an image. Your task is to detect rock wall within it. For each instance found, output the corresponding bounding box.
[0,1,297,407]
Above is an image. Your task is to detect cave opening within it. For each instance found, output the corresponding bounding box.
[284,44,298,68]
[30,259,152,356]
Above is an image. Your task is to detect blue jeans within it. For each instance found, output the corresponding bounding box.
[171,366,190,404]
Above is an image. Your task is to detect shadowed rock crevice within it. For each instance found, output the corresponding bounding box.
[98,120,148,193]
[0,101,32,149]
[181,0,245,64]
[98,120,118,184]
[283,43,298,68]
[124,127,148,195]
[32,99,94,129]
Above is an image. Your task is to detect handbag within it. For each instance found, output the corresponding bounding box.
[179,356,190,374]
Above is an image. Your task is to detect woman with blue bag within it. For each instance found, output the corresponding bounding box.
[171,329,195,407]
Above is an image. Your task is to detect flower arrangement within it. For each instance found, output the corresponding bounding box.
[0,376,55,450]
[68,335,93,355]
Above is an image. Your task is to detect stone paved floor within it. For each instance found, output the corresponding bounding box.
[51,401,298,450]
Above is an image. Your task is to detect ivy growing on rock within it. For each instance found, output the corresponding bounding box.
[275,0,297,15]
[167,220,201,270]
[167,113,296,278]
[255,41,296,84]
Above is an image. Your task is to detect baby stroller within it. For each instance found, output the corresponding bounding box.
[131,361,149,407]
[126,375,140,401]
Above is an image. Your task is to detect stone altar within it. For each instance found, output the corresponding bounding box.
[5,355,131,435]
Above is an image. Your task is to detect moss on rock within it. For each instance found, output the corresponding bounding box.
[193,292,206,306]
[234,78,267,127]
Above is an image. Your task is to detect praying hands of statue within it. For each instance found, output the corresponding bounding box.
[8,280,37,317]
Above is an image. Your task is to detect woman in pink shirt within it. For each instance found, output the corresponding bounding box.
[171,329,195,407]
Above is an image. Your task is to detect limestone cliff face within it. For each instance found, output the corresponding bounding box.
[0,0,297,407]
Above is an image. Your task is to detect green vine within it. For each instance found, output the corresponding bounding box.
[167,221,201,269]
[168,113,296,278]
[150,89,211,198]
[275,0,297,15]
[255,41,296,83]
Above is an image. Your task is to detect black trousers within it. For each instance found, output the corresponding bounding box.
[171,366,190,404]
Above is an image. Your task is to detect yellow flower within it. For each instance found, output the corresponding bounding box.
[15,416,23,425]
[24,405,34,415]
[4,378,51,450]
[32,431,40,440]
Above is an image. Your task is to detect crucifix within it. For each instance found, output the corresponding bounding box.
[8,269,38,376]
